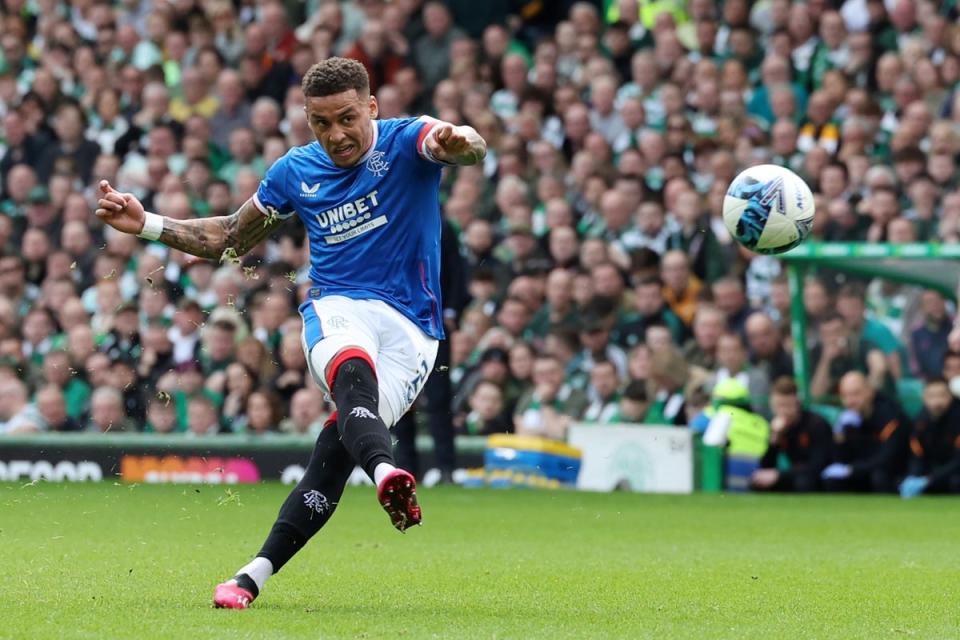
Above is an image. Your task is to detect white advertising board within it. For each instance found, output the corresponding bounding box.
[567,424,694,494]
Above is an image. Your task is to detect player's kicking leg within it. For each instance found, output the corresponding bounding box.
[213,298,432,609]
[213,356,419,609]
[214,411,355,609]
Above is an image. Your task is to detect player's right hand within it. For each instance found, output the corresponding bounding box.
[95,179,146,235]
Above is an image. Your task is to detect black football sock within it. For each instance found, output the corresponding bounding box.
[331,358,395,481]
[256,421,356,572]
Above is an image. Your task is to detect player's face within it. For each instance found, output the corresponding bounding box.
[305,89,378,167]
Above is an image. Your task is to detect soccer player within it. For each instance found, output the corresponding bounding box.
[94,57,486,609]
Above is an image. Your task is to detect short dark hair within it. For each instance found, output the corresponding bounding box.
[771,376,798,396]
[822,160,848,180]
[592,358,617,373]
[211,319,237,334]
[820,311,845,326]
[836,283,865,301]
[302,57,370,98]
[871,185,898,199]
[635,275,664,289]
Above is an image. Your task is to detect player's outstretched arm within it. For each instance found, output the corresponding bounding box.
[425,123,487,166]
[95,180,284,261]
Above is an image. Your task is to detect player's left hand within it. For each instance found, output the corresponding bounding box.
[428,124,474,162]
[899,475,929,499]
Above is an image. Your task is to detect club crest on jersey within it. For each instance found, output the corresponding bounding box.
[300,181,321,197]
[366,150,389,177]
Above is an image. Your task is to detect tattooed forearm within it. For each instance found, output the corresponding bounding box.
[157,200,283,260]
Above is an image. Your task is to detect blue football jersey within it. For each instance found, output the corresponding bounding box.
[253,117,450,339]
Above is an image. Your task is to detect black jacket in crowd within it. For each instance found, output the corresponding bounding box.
[836,395,911,480]
[759,409,834,491]
[908,399,960,489]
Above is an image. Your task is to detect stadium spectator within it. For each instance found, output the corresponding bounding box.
[87,386,135,433]
[462,379,512,436]
[645,345,689,426]
[711,277,752,337]
[219,362,259,433]
[515,354,587,439]
[583,358,622,423]
[274,331,308,406]
[614,275,686,349]
[899,378,960,498]
[835,283,903,379]
[144,395,179,434]
[822,371,911,493]
[660,250,701,327]
[36,101,102,184]
[528,268,576,340]
[35,385,82,432]
[744,312,794,383]
[112,358,145,423]
[608,380,649,424]
[810,313,889,399]
[711,332,769,411]
[576,311,628,380]
[246,390,282,435]
[279,388,327,436]
[342,19,406,95]
[909,291,952,381]
[752,378,833,492]
[0,377,43,434]
[186,395,225,437]
[414,2,466,91]
[683,305,725,372]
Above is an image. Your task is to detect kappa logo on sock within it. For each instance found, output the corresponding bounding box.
[303,489,330,515]
[349,407,377,420]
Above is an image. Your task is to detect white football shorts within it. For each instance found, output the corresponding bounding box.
[299,295,439,428]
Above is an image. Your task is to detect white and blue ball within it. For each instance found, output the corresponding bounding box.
[722,164,815,255]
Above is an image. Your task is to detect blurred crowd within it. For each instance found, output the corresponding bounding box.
[0,0,959,489]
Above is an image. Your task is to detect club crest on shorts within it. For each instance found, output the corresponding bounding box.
[366,150,389,177]
[349,406,377,420]
[303,489,330,515]
[326,315,349,330]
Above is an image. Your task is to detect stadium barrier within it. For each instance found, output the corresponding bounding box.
[0,433,486,484]
[0,429,714,492]
[464,427,699,493]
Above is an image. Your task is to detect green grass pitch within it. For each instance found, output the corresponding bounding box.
[1,482,958,639]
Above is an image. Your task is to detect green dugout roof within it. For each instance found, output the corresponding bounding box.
[780,242,960,298]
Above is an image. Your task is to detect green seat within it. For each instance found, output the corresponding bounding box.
[809,403,842,425]
[896,378,925,419]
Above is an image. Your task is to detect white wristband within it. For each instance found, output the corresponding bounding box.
[138,212,164,241]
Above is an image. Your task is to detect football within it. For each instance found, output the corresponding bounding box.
[722,164,815,255]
